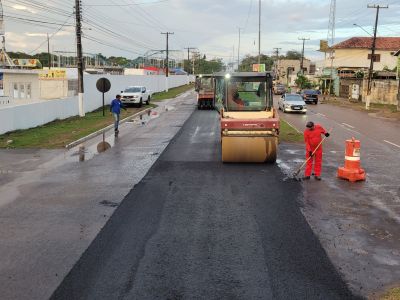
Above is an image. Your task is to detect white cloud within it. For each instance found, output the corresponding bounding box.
[11,4,37,14]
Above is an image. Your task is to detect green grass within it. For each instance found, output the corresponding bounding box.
[151,83,194,101]
[0,105,150,149]
[280,119,303,143]
[380,287,400,300]
[0,83,193,149]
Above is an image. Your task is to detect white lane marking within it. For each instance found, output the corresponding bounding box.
[343,127,361,135]
[190,126,200,143]
[316,113,326,117]
[283,119,301,133]
[384,140,400,149]
[342,123,355,129]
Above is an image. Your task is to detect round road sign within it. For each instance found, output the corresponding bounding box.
[96,78,111,93]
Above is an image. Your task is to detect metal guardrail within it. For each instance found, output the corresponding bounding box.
[65,107,153,149]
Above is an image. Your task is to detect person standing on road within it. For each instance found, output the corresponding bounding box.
[110,95,127,133]
[303,121,330,180]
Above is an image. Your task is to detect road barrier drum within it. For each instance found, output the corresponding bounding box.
[337,138,366,182]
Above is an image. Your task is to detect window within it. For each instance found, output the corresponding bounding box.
[13,83,18,98]
[11,83,32,99]
[26,84,32,99]
[367,54,381,62]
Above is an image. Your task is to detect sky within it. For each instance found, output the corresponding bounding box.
[3,0,400,64]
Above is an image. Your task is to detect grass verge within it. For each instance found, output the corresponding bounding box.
[380,287,400,300]
[280,119,303,143]
[151,83,194,101]
[325,97,400,120]
[0,105,152,149]
[0,83,194,149]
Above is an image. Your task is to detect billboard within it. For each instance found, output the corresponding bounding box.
[12,59,41,68]
[39,70,67,79]
[319,40,329,52]
[252,64,266,72]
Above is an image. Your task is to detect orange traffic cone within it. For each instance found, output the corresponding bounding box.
[337,138,366,182]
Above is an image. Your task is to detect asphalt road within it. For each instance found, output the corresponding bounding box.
[51,109,360,300]
[275,97,400,295]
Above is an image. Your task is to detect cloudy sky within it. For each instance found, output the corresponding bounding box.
[3,0,400,63]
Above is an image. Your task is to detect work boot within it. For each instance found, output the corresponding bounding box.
[302,176,311,180]
[314,176,322,181]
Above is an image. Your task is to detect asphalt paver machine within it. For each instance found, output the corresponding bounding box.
[195,74,215,109]
[214,72,280,163]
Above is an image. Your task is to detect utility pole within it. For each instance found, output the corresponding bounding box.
[366,4,388,109]
[273,47,281,79]
[298,37,310,75]
[47,33,51,70]
[258,0,261,65]
[75,0,85,117]
[237,27,242,71]
[161,32,174,91]
[184,47,196,74]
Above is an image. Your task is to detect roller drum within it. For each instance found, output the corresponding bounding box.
[221,136,277,163]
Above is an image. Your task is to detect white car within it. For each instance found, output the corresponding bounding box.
[278,93,307,114]
[120,86,152,107]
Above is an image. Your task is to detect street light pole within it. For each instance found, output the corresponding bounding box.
[258,0,261,65]
[237,27,241,71]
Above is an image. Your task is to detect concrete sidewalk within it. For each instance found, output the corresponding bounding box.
[0,91,196,300]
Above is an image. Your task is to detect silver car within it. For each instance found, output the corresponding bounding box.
[278,93,307,114]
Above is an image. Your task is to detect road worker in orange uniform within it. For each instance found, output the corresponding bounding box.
[303,121,330,180]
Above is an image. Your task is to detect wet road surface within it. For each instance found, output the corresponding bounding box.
[51,109,361,300]
[276,98,400,296]
[0,92,196,300]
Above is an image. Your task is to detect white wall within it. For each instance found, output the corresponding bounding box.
[0,74,194,135]
[330,49,397,70]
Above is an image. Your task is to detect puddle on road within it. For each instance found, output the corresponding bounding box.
[66,112,159,162]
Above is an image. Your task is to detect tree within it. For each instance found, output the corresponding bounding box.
[239,54,274,71]
[295,74,312,89]
[184,57,225,74]
[284,51,302,60]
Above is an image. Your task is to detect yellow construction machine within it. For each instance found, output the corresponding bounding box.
[214,72,279,163]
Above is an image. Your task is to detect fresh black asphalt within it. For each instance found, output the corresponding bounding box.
[51,109,362,300]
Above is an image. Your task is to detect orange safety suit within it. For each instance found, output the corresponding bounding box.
[304,124,327,177]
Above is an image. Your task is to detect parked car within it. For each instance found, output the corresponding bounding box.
[120,86,152,107]
[300,89,319,104]
[278,93,307,114]
[273,84,286,95]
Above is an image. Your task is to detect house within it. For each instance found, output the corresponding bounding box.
[320,37,400,98]
[275,59,311,86]
[1,68,69,103]
[329,37,400,71]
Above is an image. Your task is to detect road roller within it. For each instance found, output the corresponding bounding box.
[195,74,215,109]
[214,72,279,163]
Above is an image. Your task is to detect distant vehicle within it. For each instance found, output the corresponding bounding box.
[278,93,307,114]
[120,86,152,107]
[195,74,214,109]
[273,84,286,95]
[300,89,319,104]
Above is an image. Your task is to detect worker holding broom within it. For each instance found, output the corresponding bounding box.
[303,121,330,180]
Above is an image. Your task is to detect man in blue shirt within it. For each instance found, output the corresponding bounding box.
[110,95,127,133]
